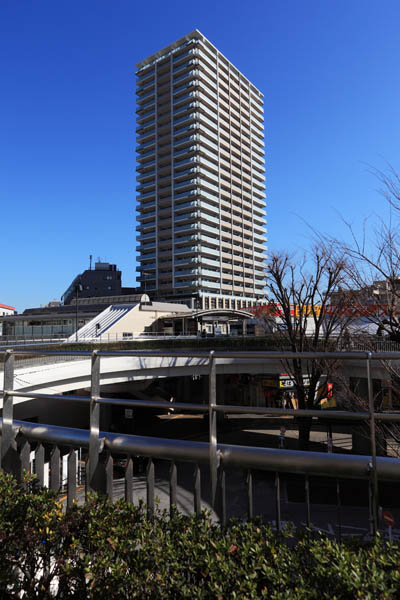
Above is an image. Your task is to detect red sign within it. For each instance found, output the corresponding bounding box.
[383,511,395,527]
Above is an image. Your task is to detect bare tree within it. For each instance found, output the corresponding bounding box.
[323,166,400,457]
[330,166,400,342]
[266,243,356,450]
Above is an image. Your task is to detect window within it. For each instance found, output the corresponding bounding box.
[211,297,217,309]
[218,298,223,308]
[204,297,209,309]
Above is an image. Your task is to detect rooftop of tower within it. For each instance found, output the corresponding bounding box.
[136,29,263,99]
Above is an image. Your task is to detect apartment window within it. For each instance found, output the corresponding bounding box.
[211,297,217,309]
[218,298,223,308]
[205,297,209,309]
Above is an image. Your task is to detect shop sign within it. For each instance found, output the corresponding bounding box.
[279,376,310,389]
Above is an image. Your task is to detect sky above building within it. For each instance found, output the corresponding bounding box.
[1,0,400,312]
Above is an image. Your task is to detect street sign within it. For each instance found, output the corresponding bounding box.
[383,511,395,527]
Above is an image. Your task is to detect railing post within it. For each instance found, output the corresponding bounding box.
[19,438,30,489]
[247,469,253,520]
[305,474,311,528]
[67,448,77,507]
[50,445,61,492]
[125,457,133,504]
[336,479,342,542]
[88,351,101,494]
[146,458,155,518]
[194,464,201,515]
[219,467,226,526]
[275,472,281,532]
[1,350,16,474]
[35,442,45,487]
[366,352,378,534]
[169,461,177,517]
[208,350,218,508]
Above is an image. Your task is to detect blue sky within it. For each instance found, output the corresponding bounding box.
[2,0,400,312]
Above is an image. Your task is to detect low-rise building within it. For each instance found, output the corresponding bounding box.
[0,304,15,316]
[68,300,193,341]
[0,304,16,336]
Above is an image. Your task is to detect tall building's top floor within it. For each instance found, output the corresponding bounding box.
[136,29,263,103]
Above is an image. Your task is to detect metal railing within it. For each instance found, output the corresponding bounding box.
[1,348,400,535]
[2,332,400,351]
[0,335,69,347]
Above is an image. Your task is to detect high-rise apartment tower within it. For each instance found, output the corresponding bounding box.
[136,30,266,310]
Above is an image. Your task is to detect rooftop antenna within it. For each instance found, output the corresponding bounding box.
[89,254,93,270]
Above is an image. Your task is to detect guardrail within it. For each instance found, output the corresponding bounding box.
[0,335,69,348]
[1,348,400,535]
[2,332,400,352]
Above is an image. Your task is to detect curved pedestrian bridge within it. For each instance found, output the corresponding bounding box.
[0,348,396,406]
[2,351,285,399]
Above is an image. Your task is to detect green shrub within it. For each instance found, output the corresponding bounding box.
[1,472,400,598]
[17,335,286,355]
[0,472,64,597]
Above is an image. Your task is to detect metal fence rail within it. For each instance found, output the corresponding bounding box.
[2,348,400,534]
[0,417,399,531]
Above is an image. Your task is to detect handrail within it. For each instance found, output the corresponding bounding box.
[6,389,400,421]
[3,348,400,359]
[1,418,399,482]
[7,340,386,364]
[2,347,400,532]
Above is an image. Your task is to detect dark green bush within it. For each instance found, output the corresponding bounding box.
[17,335,286,355]
[1,471,400,598]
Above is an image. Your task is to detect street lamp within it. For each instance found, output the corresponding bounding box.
[75,280,83,342]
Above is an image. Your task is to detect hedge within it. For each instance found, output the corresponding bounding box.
[36,335,286,353]
[1,472,400,599]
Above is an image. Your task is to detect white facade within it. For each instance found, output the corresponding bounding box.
[0,304,15,316]
[136,30,267,311]
[70,301,191,341]
[0,304,16,335]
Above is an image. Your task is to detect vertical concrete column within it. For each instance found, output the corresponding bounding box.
[242,319,247,336]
